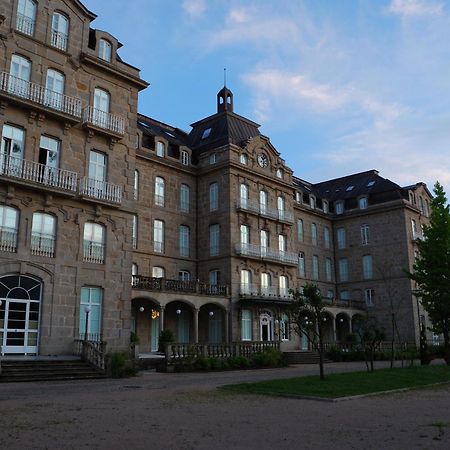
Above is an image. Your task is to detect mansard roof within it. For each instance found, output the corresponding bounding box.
[137,114,189,147]
[188,111,261,153]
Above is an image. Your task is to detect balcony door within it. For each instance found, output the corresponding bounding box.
[87,151,107,197]
[45,69,65,110]
[9,55,31,98]
[93,88,110,128]
[259,312,274,342]
[1,125,24,176]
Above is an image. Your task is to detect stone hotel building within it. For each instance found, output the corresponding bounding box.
[0,0,432,357]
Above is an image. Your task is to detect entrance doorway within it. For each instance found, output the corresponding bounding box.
[0,275,42,355]
[150,309,160,352]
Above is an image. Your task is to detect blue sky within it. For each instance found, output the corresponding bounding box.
[83,0,450,194]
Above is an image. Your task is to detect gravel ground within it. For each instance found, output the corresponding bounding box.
[0,361,449,450]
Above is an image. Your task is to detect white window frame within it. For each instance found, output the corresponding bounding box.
[241,309,252,341]
[181,150,189,166]
[51,12,69,51]
[152,266,165,278]
[31,212,56,257]
[155,141,165,158]
[0,206,19,252]
[98,39,112,62]
[83,222,105,264]
[153,220,164,253]
[155,176,165,207]
[361,224,370,245]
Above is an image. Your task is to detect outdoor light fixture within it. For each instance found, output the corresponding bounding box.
[139,306,145,312]
[209,311,214,317]
[176,309,181,315]
[340,318,344,322]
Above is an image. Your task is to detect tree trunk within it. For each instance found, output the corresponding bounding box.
[318,319,325,380]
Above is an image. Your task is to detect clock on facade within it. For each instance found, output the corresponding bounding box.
[257,153,268,168]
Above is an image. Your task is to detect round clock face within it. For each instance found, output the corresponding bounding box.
[257,153,268,168]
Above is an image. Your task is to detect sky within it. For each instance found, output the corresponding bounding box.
[83,0,450,195]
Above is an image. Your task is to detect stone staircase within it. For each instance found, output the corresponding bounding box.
[0,359,106,382]
[283,351,332,365]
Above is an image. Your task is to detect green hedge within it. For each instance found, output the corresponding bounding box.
[326,346,419,362]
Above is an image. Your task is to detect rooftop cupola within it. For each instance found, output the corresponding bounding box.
[217,86,233,113]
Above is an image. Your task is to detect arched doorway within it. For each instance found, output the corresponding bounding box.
[0,274,42,355]
[199,304,224,343]
[259,311,274,341]
[132,298,161,353]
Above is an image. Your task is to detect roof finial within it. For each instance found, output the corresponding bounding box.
[224,68,227,88]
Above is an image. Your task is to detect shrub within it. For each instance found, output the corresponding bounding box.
[158,329,175,353]
[195,356,211,371]
[228,356,251,369]
[130,331,140,345]
[109,352,136,378]
[251,347,284,368]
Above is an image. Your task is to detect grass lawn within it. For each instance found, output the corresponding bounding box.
[221,365,450,399]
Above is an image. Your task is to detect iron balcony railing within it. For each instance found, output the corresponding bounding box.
[82,106,125,136]
[236,198,294,223]
[235,243,298,265]
[79,177,122,204]
[132,275,229,297]
[51,30,68,51]
[30,234,55,258]
[0,228,18,253]
[0,72,82,118]
[239,283,293,299]
[15,13,35,36]
[0,155,78,192]
[83,241,105,264]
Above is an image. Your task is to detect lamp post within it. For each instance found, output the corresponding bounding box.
[84,305,91,341]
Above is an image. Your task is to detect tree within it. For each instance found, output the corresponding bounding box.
[408,182,450,364]
[290,283,327,380]
[353,314,386,372]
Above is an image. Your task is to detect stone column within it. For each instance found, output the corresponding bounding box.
[332,317,337,343]
[194,308,199,343]
[159,306,165,332]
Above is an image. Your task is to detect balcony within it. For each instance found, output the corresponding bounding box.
[51,30,68,51]
[0,155,78,195]
[82,106,125,138]
[132,275,229,297]
[235,243,298,266]
[30,234,55,258]
[15,13,35,36]
[0,229,18,253]
[79,177,122,205]
[240,283,293,301]
[236,199,294,224]
[0,72,82,122]
[83,241,105,264]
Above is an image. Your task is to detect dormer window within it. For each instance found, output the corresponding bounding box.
[335,201,344,214]
[99,39,112,62]
[359,197,368,209]
[201,128,212,139]
[296,192,302,203]
[276,168,284,179]
[240,153,248,165]
[323,200,329,214]
[309,196,315,209]
[209,153,217,165]
[367,180,376,187]
[346,185,354,192]
[156,141,165,158]
[181,150,189,166]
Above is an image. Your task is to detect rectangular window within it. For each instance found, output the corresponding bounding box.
[259,190,268,215]
[362,255,373,280]
[260,230,268,256]
[323,200,329,214]
[209,224,220,256]
[324,227,331,249]
[83,223,105,264]
[325,258,332,282]
[240,269,251,295]
[152,266,165,278]
[411,219,418,239]
[179,225,190,257]
[311,223,318,246]
[134,170,139,201]
[240,224,249,248]
[79,286,102,341]
[1,124,25,176]
[180,184,190,213]
[156,141,165,157]
[361,224,370,245]
[359,197,368,209]
[155,176,165,207]
[278,234,286,253]
[181,150,189,165]
[312,255,319,280]
[240,183,249,209]
[298,252,305,277]
[277,196,285,220]
[365,289,375,306]
[241,310,252,341]
[132,215,137,250]
[337,228,346,250]
[339,258,348,282]
[335,201,344,214]
[209,270,220,286]
[279,276,289,297]
[209,183,218,211]
[88,150,107,182]
[340,290,350,301]
[297,219,304,242]
[154,220,164,253]
[31,212,56,257]
[51,12,69,51]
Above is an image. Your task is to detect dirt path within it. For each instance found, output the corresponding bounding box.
[1,361,449,449]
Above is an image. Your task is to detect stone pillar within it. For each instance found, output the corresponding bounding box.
[159,306,165,332]
[225,309,230,343]
[194,308,199,343]
[332,317,337,343]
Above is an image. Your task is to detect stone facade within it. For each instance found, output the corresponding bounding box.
[0,0,432,357]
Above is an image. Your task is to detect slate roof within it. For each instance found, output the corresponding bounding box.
[188,111,261,153]
[137,113,189,147]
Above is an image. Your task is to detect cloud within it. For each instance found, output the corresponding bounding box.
[182,0,206,19]
[387,0,444,17]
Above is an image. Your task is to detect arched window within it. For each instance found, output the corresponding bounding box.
[45,69,65,110]
[31,212,56,257]
[83,222,105,264]
[240,153,248,165]
[99,39,112,62]
[16,0,37,36]
[9,55,31,98]
[51,12,69,50]
[155,176,165,206]
[0,206,19,253]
